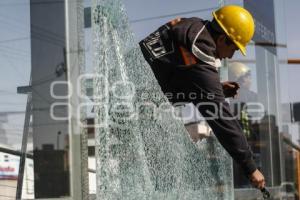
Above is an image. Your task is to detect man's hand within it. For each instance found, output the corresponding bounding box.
[249,169,265,189]
[222,81,240,98]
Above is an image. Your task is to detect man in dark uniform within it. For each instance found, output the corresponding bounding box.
[139,5,265,189]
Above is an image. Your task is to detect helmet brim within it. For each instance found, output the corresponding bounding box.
[212,11,247,56]
[234,41,246,56]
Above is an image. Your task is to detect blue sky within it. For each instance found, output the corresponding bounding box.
[285,0,300,58]
[0,0,30,148]
[279,0,300,103]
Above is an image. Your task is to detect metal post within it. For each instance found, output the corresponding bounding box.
[65,0,89,199]
[16,92,32,199]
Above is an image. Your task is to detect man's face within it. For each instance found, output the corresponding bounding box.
[216,35,239,59]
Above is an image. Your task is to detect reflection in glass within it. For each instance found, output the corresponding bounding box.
[30,0,70,198]
[0,0,31,199]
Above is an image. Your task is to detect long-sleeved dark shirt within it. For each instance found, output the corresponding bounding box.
[139,17,257,176]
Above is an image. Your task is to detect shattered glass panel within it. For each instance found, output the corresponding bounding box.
[92,0,233,199]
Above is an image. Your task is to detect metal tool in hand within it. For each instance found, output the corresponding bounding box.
[261,187,270,199]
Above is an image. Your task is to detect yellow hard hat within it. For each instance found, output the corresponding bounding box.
[212,5,255,56]
[228,62,250,81]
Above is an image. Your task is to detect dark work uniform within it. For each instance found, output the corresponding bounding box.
[139,17,257,176]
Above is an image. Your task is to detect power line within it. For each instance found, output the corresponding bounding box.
[0,49,31,61]
[0,37,30,44]
[0,50,30,82]
[0,51,31,64]
[0,0,64,7]
[30,87,70,118]
[32,24,65,42]
[0,14,65,46]
[130,7,218,23]
[0,46,30,58]
[0,44,30,55]
[0,17,65,47]
[0,17,29,34]
[0,49,29,82]
[83,6,219,28]
[32,34,65,47]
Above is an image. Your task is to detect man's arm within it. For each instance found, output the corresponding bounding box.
[169,63,265,188]
[196,81,265,188]
[196,98,257,175]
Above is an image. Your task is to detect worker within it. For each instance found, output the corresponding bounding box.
[229,62,258,103]
[139,5,265,189]
[229,62,258,137]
